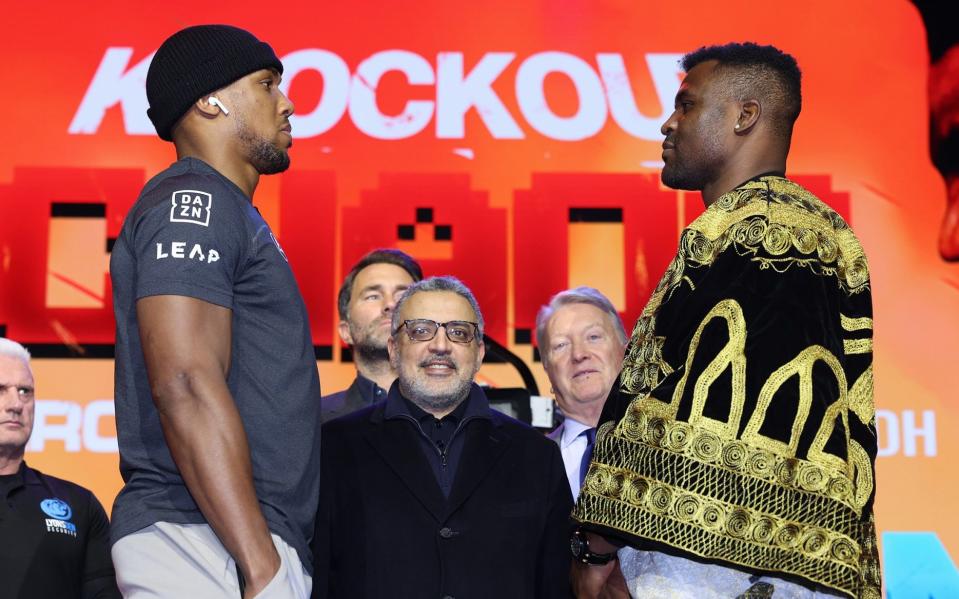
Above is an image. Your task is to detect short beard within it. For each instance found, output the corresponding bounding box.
[399,376,472,414]
[661,161,708,191]
[235,115,290,175]
[661,107,725,191]
[249,138,290,174]
[354,340,390,365]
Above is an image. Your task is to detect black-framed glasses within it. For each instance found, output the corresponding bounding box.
[394,319,479,344]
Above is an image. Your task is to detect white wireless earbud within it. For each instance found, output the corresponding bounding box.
[208,96,230,115]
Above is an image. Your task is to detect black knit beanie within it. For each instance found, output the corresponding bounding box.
[146,25,284,141]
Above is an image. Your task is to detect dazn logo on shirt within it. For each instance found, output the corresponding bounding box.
[171,190,212,227]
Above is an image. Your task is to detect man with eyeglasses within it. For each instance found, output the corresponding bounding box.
[311,276,573,599]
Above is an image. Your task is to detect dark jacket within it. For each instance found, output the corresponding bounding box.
[319,374,387,423]
[312,383,574,599]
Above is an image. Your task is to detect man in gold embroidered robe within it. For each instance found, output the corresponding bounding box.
[570,43,881,599]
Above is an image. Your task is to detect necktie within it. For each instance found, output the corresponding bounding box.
[579,427,596,486]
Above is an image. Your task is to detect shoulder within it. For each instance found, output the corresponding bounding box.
[322,402,379,436]
[320,389,348,402]
[685,176,869,293]
[319,404,384,468]
[546,422,564,442]
[25,466,103,512]
[130,160,248,228]
[138,160,226,202]
[319,389,349,417]
[490,410,556,449]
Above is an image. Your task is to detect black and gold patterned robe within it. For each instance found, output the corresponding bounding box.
[573,176,881,599]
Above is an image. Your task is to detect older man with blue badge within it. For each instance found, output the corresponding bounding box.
[0,337,119,599]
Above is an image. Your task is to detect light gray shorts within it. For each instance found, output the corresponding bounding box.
[112,522,311,599]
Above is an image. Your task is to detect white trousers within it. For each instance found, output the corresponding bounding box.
[112,522,311,599]
[618,547,844,599]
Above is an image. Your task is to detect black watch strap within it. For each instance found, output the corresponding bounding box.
[570,529,617,565]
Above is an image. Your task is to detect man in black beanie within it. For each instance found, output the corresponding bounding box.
[109,25,319,599]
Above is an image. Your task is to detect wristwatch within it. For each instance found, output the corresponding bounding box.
[569,529,616,565]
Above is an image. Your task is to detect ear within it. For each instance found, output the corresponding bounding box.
[337,320,354,345]
[475,339,486,368]
[195,96,222,118]
[734,99,761,134]
[387,335,398,368]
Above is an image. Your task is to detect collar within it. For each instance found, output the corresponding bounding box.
[0,461,29,497]
[560,417,593,449]
[697,172,789,222]
[402,391,470,425]
[383,380,493,424]
[735,171,786,189]
[179,157,252,201]
[354,372,388,403]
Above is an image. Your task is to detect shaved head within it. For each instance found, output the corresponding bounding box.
[682,42,802,142]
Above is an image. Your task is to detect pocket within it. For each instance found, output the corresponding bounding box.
[251,557,287,599]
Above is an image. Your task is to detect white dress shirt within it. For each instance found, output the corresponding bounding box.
[558,417,593,501]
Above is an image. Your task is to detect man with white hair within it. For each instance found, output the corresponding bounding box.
[0,337,119,598]
[535,287,627,500]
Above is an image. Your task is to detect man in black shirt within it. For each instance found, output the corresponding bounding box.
[321,249,422,422]
[313,277,573,599]
[0,337,119,599]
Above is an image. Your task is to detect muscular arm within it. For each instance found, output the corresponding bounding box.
[137,294,279,597]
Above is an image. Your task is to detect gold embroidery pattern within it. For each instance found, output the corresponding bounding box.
[576,426,868,593]
[592,326,879,596]
[578,474,860,592]
[620,177,869,398]
[608,401,859,511]
[743,345,846,465]
[848,367,875,426]
[848,441,874,511]
[841,314,873,332]
[855,514,883,598]
[587,177,879,598]
[685,199,870,295]
[622,311,674,395]
[842,312,873,428]
[843,339,873,355]
[673,300,747,436]
[577,490,862,594]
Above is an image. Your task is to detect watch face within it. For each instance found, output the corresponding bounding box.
[570,534,585,558]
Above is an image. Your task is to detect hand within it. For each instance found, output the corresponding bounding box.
[241,548,282,599]
[570,532,625,599]
[571,559,618,599]
[598,561,630,599]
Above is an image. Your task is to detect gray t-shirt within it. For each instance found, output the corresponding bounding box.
[110,157,321,573]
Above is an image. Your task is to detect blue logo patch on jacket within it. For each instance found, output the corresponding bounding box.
[40,498,72,521]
